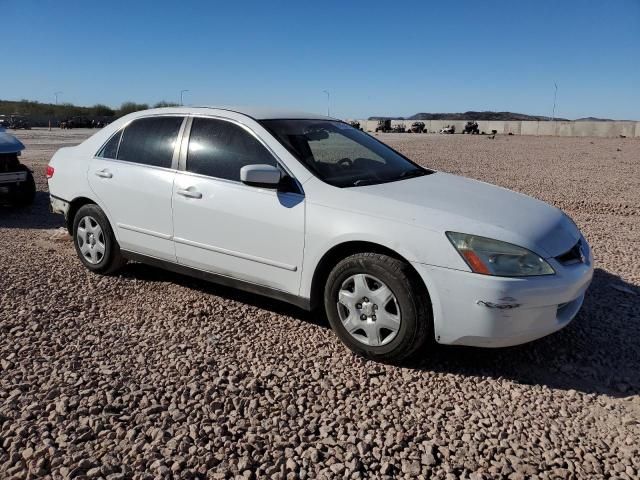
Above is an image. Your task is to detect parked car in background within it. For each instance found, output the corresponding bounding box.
[410,121,426,133]
[463,121,480,134]
[0,115,32,130]
[47,107,593,363]
[60,116,94,129]
[375,119,392,133]
[0,127,35,206]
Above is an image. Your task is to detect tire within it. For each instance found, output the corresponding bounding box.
[11,165,36,207]
[324,253,433,363]
[72,204,126,274]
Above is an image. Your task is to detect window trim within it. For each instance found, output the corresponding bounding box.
[94,114,187,171]
[179,114,303,195]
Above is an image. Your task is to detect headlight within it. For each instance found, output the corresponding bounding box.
[446,232,555,277]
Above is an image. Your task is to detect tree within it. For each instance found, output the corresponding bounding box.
[153,101,180,108]
[91,104,115,117]
[117,102,149,117]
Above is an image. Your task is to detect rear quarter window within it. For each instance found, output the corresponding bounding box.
[96,130,122,159]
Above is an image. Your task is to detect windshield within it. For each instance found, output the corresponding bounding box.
[260,119,432,187]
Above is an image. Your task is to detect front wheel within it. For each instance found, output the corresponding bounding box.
[324,253,433,363]
[72,204,126,274]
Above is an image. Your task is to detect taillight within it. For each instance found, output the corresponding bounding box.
[46,165,54,179]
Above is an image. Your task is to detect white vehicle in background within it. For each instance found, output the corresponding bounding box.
[47,107,593,363]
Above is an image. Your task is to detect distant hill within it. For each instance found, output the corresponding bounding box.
[370,111,570,121]
[573,116,636,122]
[368,116,406,121]
[409,111,569,121]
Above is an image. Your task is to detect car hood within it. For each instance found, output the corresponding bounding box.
[0,129,25,154]
[328,172,580,258]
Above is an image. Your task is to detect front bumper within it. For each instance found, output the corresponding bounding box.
[413,248,594,347]
[0,170,27,185]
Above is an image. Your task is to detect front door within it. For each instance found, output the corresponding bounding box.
[171,117,305,295]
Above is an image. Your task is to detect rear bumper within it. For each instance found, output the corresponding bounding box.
[49,194,70,218]
[413,251,594,348]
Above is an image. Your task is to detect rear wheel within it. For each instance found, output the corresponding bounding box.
[324,253,433,363]
[72,204,125,274]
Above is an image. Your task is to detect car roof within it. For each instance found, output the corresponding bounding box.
[206,106,334,120]
[135,106,335,121]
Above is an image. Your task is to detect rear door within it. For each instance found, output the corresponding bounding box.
[88,115,185,261]
[171,116,305,295]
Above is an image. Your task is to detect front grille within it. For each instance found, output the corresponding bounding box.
[555,240,583,265]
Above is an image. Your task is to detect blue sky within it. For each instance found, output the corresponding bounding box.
[1,0,638,119]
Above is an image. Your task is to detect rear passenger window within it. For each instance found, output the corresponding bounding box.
[117,116,183,168]
[97,130,122,159]
[187,118,276,181]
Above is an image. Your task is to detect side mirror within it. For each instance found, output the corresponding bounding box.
[240,164,282,188]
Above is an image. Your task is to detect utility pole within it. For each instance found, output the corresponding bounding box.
[551,82,558,122]
[180,89,189,106]
[323,90,330,117]
[54,91,62,105]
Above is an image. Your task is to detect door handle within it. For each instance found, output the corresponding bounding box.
[95,169,113,179]
[177,188,202,199]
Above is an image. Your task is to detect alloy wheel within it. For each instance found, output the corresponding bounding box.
[76,215,106,265]
[336,273,401,346]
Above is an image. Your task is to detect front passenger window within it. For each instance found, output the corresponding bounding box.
[187,118,277,181]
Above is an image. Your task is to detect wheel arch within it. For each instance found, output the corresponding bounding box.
[66,196,97,235]
[309,240,431,312]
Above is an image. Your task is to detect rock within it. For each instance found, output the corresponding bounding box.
[21,448,34,460]
[401,460,421,476]
[422,453,437,466]
[86,467,102,478]
[143,405,165,415]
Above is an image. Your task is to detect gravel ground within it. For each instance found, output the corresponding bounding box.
[1,129,639,479]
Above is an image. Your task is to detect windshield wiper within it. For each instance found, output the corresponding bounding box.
[352,178,381,187]
[351,169,426,187]
[398,168,426,180]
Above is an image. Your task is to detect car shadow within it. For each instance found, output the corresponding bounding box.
[118,262,328,330]
[0,191,64,229]
[120,261,639,397]
[414,268,640,397]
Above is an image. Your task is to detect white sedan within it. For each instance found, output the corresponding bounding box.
[47,107,593,363]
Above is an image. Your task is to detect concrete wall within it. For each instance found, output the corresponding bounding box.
[352,119,640,137]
